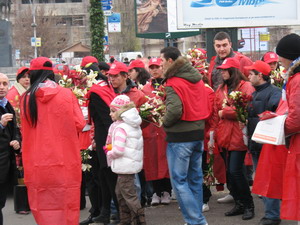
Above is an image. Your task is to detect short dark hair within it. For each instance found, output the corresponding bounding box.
[214,31,231,43]
[160,47,181,61]
[252,69,270,82]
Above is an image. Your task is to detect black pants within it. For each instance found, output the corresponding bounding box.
[99,167,118,217]
[202,152,212,204]
[85,150,102,217]
[0,183,8,225]
[226,150,253,206]
[152,178,172,197]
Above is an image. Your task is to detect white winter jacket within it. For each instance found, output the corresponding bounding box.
[109,108,143,174]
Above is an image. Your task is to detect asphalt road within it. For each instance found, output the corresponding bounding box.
[3,188,298,225]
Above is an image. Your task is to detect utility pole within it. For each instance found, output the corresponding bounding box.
[29,0,37,58]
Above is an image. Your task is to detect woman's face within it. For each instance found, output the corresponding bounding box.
[149,65,163,79]
[268,61,278,71]
[128,68,138,81]
[18,74,30,89]
[221,69,230,80]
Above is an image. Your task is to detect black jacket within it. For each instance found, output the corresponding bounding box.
[89,92,113,169]
[0,101,19,184]
[247,82,282,153]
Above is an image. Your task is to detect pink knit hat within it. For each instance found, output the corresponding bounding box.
[110,95,131,110]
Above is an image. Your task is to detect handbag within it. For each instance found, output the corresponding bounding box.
[251,115,287,145]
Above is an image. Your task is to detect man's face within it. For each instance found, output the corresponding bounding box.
[249,71,260,86]
[279,56,292,71]
[160,53,173,73]
[0,74,9,99]
[109,73,127,89]
[214,38,232,59]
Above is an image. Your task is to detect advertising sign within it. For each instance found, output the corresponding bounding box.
[176,0,300,29]
[135,0,200,39]
[108,13,121,32]
[238,27,268,52]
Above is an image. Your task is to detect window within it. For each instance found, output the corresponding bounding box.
[72,16,84,26]
[55,0,65,3]
[21,0,30,4]
[71,0,82,2]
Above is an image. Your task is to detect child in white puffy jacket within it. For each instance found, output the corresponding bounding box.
[105,94,146,225]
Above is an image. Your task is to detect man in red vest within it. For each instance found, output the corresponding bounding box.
[160,47,210,225]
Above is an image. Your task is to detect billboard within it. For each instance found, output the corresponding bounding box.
[135,0,200,39]
[176,0,300,29]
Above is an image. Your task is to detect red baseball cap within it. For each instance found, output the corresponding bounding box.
[81,56,98,68]
[107,62,128,75]
[217,57,240,69]
[244,60,271,76]
[29,57,53,71]
[127,60,145,70]
[263,52,279,64]
[17,67,29,76]
[148,58,162,67]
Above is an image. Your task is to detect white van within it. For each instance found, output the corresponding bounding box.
[119,52,143,62]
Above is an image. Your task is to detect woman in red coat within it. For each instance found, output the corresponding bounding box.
[141,58,172,206]
[275,33,300,222]
[208,57,255,220]
[21,57,85,225]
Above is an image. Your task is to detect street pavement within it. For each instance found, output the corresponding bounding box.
[3,189,297,225]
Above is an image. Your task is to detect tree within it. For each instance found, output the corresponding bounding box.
[89,0,105,61]
[13,6,69,59]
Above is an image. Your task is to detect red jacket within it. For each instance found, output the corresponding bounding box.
[208,53,253,88]
[122,87,147,108]
[211,80,254,151]
[21,84,85,225]
[281,72,300,221]
[141,82,169,181]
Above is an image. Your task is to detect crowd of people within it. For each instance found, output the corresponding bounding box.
[0,31,300,225]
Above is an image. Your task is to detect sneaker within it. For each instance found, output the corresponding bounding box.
[217,194,234,203]
[161,192,171,205]
[202,203,209,212]
[151,193,161,206]
[171,189,177,200]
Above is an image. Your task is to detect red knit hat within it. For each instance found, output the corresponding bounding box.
[29,57,53,71]
[107,62,128,75]
[81,56,98,68]
[217,57,240,69]
[127,60,145,70]
[110,95,131,110]
[244,60,271,76]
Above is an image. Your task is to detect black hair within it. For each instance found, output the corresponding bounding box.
[110,57,115,64]
[213,31,232,43]
[221,67,247,91]
[160,47,181,61]
[17,69,29,82]
[133,67,151,85]
[23,61,55,127]
[252,69,270,82]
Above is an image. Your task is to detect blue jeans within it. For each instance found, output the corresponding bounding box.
[262,197,280,220]
[167,141,207,225]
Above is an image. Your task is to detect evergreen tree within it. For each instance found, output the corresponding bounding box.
[90,0,105,61]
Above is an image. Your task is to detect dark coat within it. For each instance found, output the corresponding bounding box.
[0,101,19,184]
[247,82,282,153]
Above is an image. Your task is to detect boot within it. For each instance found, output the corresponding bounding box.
[242,201,255,220]
[225,200,244,216]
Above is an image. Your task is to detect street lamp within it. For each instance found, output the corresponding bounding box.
[29,0,37,58]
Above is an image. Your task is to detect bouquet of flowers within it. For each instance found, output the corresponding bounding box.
[58,65,98,106]
[228,91,252,124]
[80,145,93,172]
[203,153,215,187]
[139,96,166,127]
[186,47,209,75]
[227,91,252,145]
[270,69,285,89]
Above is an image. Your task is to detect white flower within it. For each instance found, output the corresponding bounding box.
[63,75,68,80]
[58,80,66,86]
